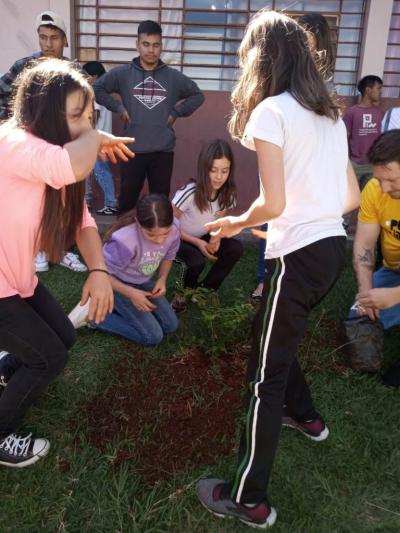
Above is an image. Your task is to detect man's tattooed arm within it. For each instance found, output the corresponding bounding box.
[356,247,375,272]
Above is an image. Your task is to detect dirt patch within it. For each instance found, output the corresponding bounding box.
[74,315,348,484]
[76,348,247,484]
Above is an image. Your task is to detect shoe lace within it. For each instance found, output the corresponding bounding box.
[0,433,32,456]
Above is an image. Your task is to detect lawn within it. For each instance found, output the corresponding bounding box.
[1,243,400,533]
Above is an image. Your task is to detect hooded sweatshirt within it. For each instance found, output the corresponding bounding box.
[94,58,204,153]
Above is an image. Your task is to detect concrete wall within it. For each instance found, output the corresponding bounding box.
[0,0,72,73]
[2,1,400,212]
[148,93,399,212]
[359,0,393,78]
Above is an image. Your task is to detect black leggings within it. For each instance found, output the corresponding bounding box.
[230,236,347,503]
[0,282,76,438]
[176,235,243,290]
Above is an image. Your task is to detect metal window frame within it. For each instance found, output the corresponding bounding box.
[383,0,400,94]
[73,0,365,92]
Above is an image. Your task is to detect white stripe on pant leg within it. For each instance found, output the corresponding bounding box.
[236,256,286,502]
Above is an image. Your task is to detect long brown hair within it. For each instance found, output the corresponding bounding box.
[229,10,340,140]
[298,12,335,81]
[194,139,236,213]
[12,59,93,262]
[103,194,173,243]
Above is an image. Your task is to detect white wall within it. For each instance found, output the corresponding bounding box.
[359,0,393,78]
[0,0,72,74]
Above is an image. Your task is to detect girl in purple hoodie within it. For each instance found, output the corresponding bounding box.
[69,194,180,344]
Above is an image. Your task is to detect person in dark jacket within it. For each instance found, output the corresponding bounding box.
[94,20,205,212]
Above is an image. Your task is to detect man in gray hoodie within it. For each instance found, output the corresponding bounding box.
[94,20,205,213]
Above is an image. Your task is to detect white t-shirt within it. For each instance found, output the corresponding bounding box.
[242,91,347,259]
[95,102,112,134]
[381,107,400,132]
[172,182,223,238]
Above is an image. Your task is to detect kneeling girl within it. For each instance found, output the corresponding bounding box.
[96,194,179,345]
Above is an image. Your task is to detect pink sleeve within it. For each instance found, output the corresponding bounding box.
[4,130,76,189]
[80,202,97,230]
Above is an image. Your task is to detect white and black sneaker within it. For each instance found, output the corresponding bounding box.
[0,433,50,468]
[0,351,10,388]
[0,351,21,389]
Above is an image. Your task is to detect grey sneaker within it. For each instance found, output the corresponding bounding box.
[282,412,329,442]
[196,478,277,529]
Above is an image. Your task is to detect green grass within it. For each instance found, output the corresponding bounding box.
[1,244,400,532]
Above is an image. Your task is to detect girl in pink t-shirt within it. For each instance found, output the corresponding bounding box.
[0,59,134,468]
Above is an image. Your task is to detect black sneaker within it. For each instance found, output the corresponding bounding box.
[196,478,277,529]
[96,206,118,216]
[0,433,50,468]
[282,411,329,442]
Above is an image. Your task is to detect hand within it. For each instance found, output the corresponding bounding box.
[98,131,135,164]
[151,279,166,298]
[167,115,176,127]
[251,228,268,240]
[205,216,242,239]
[197,239,217,260]
[206,236,220,255]
[129,287,156,312]
[351,300,379,321]
[120,110,130,123]
[358,287,400,311]
[81,272,114,324]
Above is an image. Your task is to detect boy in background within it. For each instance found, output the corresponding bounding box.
[343,75,385,189]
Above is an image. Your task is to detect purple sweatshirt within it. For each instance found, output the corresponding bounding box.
[103,220,180,285]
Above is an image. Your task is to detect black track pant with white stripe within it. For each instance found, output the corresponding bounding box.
[230,236,347,504]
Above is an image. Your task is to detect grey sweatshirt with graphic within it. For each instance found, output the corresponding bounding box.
[94,58,204,153]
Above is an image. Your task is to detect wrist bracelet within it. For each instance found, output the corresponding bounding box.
[88,268,109,275]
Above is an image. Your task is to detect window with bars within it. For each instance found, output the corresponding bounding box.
[74,0,365,95]
[383,0,400,98]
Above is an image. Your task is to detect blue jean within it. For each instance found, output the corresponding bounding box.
[96,281,178,344]
[256,223,268,282]
[349,266,400,330]
[86,157,117,208]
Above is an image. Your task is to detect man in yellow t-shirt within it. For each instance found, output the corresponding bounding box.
[352,130,400,334]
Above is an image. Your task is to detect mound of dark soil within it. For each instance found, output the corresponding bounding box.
[77,349,247,484]
[75,315,347,484]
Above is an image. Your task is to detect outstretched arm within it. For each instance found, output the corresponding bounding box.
[65,130,134,182]
[206,139,286,238]
[344,160,361,214]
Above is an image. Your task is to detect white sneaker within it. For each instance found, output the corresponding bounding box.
[68,299,91,329]
[60,252,87,272]
[251,282,264,301]
[35,252,49,272]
